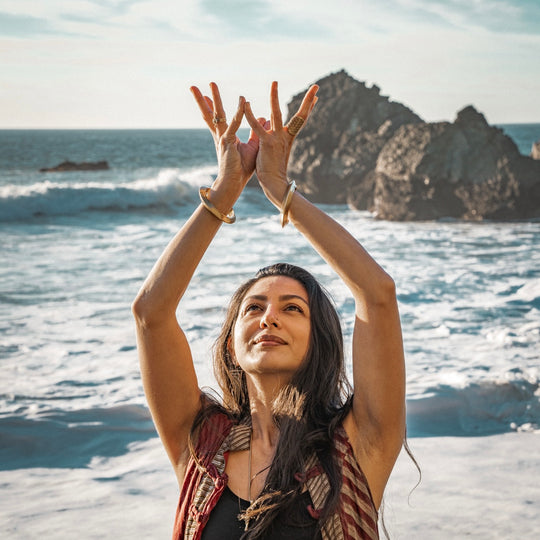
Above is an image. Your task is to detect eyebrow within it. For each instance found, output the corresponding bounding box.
[244,294,309,307]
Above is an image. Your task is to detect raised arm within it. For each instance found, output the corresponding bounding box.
[244,82,405,507]
[132,84,258,484]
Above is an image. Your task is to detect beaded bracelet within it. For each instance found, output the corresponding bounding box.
[199,187,236,224]
[280,180,297,228]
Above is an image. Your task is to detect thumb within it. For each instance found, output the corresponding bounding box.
[247,127,259,151]
[247,117,267,150]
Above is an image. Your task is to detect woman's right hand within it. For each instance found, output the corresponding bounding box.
[191,83,259,192]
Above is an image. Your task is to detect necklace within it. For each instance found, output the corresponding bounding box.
[247,429,272,503]
[240,430,273,532]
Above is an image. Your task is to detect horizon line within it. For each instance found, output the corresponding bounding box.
[2,121,540,130]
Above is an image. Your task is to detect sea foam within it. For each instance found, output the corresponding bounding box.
[0,168,215,221]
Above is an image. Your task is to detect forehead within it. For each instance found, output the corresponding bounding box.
[243,275,308,301]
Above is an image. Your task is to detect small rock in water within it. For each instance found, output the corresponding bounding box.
[40,160,110,172]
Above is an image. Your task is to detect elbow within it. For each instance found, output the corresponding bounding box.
[381,273,397,297]
[371,273,398,307]
[131,292,149,324]
[131,290,168,328]
[131,293,144,320]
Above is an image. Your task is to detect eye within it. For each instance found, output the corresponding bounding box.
[244,303,263,314]
[284,304,304,313]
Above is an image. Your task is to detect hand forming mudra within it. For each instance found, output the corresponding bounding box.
[189,81,318,227]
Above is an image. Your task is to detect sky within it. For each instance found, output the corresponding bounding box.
[1,0,540,128]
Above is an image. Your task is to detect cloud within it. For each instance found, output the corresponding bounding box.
[394,0,540,35]
[197,0,333,40]
[1,0,539,127]
[0,1,152,40]
[0,12,60,37]
[2,0,540,43]
[80,0,148,16]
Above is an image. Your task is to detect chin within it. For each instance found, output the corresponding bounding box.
[244,359,300,377]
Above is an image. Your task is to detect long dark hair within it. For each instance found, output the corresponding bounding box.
[189,263,352,538]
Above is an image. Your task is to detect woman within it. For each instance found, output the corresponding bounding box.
[132,81,406,539]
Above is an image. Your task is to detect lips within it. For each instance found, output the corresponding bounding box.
[253,334,287,345]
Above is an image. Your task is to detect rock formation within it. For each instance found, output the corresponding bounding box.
[40,160,109,172]
[286,70,540,220]
[371,106,540,220]
[285,69,422,207]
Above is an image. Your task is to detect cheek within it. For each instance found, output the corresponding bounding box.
[230,321,247,355]
[301,326,312,354]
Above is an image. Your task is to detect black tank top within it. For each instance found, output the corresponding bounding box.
[201,486,322,540]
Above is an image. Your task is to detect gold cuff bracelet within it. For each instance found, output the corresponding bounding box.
[280,180,297,228]
[199,187,236,224]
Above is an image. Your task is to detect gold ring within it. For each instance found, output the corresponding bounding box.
[286,116,305,137]
[212,115,226,124]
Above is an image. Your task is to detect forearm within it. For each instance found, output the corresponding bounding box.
[132,183,240,325]
[134,84,257,324]
[266,183,395,306]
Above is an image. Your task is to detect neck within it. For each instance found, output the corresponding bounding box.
[246,381,279,505]
[246,374,283,448]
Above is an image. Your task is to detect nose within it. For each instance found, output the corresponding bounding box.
[260,305,280,328]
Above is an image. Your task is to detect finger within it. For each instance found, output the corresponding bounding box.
[244,102,268,137]
[202,96,218,129]
[270,81,283,132]
[210,82,225,114]
[224,96,245,138]
[285,85,319,137]
[295,84,319,120]
[285,115,304,138]
[247,125,259,150]
[246,116,267,152]
[190,86,214,124]
[309,96,319,115]
[210,82,227,130]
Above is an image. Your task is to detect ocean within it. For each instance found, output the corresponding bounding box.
[1,125,539,537]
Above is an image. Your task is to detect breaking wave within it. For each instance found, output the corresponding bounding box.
[407,373,540,437]
[0,168,213,221]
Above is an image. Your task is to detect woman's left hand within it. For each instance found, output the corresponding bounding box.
[244,81,318,208]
